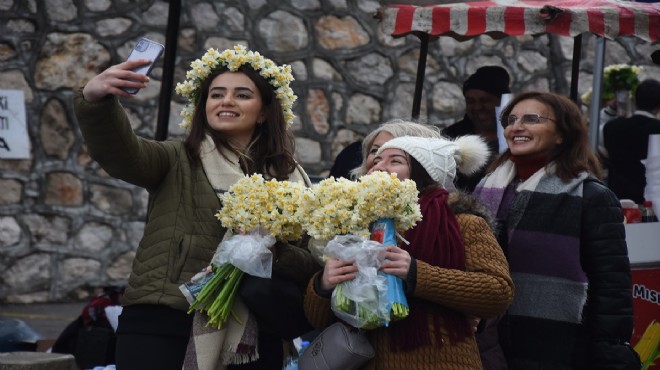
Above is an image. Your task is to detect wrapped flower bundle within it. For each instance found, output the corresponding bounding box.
[184,174,306,328]
[358,172,421,321]
[603,64,643,99]
[303,171,422,328]
[580,64,643,105]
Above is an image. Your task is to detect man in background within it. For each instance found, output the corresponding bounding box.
[604,79,660,203]
[443,66,511,192]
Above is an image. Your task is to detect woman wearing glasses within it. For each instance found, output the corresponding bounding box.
[474,91,639,369]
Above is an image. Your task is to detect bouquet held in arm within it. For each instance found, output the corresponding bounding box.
[181,174,305,329]
[302,172,422,329]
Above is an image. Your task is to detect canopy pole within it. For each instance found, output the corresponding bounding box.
[588,36,606,152]
[570,34,582,103]
[155,0,182,141]
[412,33,429,119]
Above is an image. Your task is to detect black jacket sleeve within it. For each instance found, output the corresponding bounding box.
[580,179,640,369]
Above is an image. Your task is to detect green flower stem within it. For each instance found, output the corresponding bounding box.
[334,282,385,329]
[391,302,409,320]
[188,264,231,312]
[188,263,245,329]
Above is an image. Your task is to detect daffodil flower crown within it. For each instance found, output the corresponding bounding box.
[175,44,297,129]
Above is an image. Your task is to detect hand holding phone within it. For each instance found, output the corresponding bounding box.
[122,37,164,94]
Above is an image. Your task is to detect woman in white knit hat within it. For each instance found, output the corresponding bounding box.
[304,131,514,369]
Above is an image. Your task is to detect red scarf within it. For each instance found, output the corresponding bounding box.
[510,154,548,180]
[390,187,471,351]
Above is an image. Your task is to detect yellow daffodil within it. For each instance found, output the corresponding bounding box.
[216,174,306,241]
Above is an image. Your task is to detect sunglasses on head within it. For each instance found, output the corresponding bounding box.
[501,113,556,128]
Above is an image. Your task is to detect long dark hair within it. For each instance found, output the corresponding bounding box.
[489,91,602,180]
[184,65,297,180]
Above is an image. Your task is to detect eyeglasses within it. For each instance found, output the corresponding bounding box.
[501,113,556,128]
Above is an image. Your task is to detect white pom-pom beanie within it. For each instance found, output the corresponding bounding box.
[377,135,490,189]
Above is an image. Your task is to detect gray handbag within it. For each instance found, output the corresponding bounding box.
[298,322,375,370]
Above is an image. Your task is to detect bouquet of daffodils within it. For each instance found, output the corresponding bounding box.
[603,64,643,100]
[183,174,306,328]
[301,171,422,328]
[300,176,366,240]
[358,172,420,322]
[580,64,643,105]
[302,172,421,239]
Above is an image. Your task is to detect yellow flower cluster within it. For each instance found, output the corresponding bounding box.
[302,172,422,240]
[216,174,306,241]
[301,177,366,239]
[356,171,422,232]
[216,172,422,242]
[175,44,297,129]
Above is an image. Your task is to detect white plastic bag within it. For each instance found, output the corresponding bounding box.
[325,235,390,329]
[212,230,275,278]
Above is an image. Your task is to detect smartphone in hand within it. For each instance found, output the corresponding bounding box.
[122,37,165,94]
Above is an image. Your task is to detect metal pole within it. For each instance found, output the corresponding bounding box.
[155,0,181,141]
[570,34,582,103]
[588,36,606,152]
[412,33,429,119]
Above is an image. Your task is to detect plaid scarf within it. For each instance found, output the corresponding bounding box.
[474,160,590,324]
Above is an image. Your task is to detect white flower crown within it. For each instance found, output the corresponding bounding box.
[175,44,297,129]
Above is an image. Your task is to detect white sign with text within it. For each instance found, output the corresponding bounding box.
[0,89,30,159]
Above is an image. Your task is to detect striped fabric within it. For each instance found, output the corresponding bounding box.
[379,0,660,43]
[474,161,598,368]
[475,161,590,325]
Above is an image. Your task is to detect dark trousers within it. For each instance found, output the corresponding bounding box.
[227,330,284,370]
[115,304,287,369]
[114,304,193,370]
[116,332,190,370]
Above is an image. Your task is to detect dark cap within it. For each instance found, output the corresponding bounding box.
[652,50,660,65]
[463,66,511,98]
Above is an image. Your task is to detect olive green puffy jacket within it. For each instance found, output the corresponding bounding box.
[73,92,320,311]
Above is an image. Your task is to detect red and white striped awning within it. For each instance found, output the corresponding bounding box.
[379,0,660,43]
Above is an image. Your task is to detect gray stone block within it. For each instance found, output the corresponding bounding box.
[0,352,76,370]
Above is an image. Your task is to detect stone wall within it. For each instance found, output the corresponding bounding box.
[1,0,658,303]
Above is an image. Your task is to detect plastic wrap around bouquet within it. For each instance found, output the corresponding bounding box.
[180,174,306,329]
[302,172,422,329]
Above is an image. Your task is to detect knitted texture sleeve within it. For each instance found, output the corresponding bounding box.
[413,213,514,319]
[303,271,337,330]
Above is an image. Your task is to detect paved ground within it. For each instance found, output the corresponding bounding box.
[0,302,86,340]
